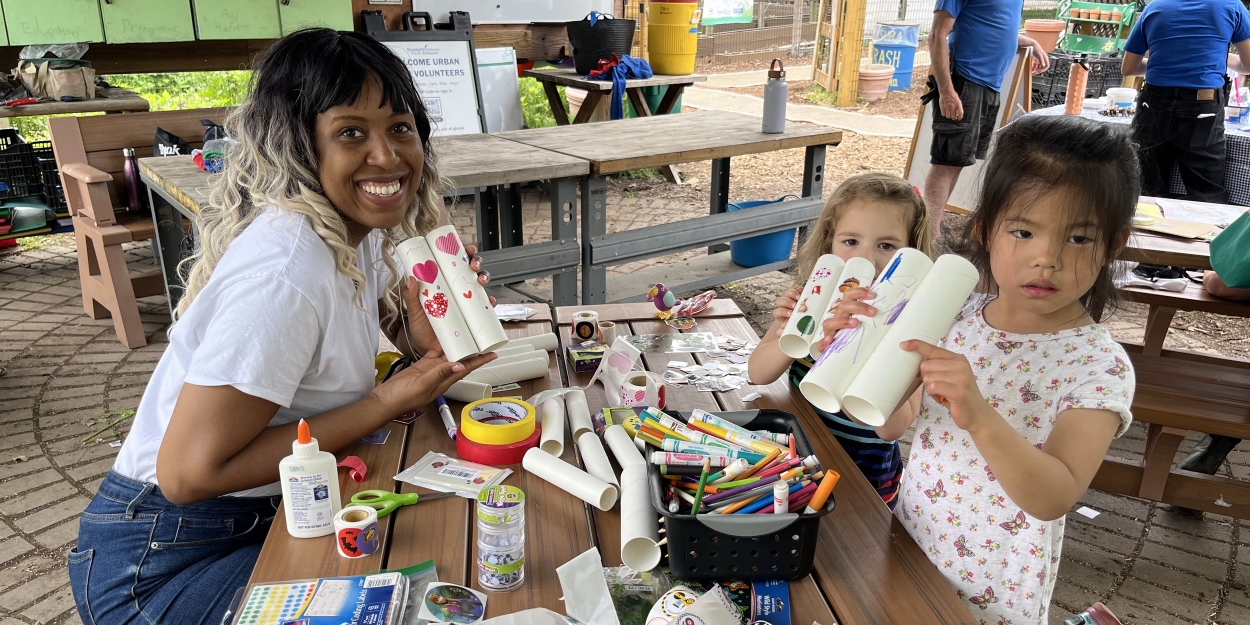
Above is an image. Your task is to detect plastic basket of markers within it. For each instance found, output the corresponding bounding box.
[645,408,835,581]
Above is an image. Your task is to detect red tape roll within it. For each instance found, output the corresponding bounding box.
[457,425,542,465]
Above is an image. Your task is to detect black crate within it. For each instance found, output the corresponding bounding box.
[1032,51,1124,109]
[0,140,45,201]
[37,154,66,213]
[648,409,835,581]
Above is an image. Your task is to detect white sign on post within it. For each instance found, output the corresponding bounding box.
[384,40,483,136]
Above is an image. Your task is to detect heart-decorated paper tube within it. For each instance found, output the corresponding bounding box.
[808,256,878,360]
[842,254,980,425]
[799,248,933,413]
[396,237,479,362]
[778,254,845,359]
[426,225,509,353]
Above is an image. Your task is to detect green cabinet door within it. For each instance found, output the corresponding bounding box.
[193,0,280,40]
[101,0,195,43]
[0,4,10,46]
[4,0,105,45]
[278,0,352,34]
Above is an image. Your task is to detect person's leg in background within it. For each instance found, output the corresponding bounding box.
[1172,94,1230,203]
[1132,90,1182,199]
[923,164,963,240]
[1180,435,1242,474]
[925,73,986,245]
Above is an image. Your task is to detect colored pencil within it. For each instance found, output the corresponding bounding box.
[738,446,782,480]
[717,491,768,514]
[690,458,711,515]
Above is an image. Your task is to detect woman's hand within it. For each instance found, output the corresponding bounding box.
[901,340,990,432]
[769,287,801,338]
[370,347,496,416]
[401,244,497,357]
[812,287,876,352]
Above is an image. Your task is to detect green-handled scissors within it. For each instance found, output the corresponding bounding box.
[349,490,454,518]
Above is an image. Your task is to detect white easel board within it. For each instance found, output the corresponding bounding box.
[385,39,484,136]
[476,47,523,133]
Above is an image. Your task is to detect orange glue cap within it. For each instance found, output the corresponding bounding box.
[297,419,312,444]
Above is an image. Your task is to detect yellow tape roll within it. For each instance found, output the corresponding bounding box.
[461,398,537,446]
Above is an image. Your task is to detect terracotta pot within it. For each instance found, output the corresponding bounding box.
[1024,19,1066,53]
[1111,11,1123,22]
[1069,8,1080,18]
[1100,10,1112,20]
[857,64,895,102]
[1079,9,1090,19]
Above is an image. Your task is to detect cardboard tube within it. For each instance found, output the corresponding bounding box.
[445,379,492,403]
[503,333,559,352]
[577,431,619,488]
[481,350,551,369]
[396,237,479,362]
[842,255,979,425]
[565,389,593,439]
[540,396,567,456]
[493,344,536,358]
[427,225,509,353]
[523,448,618,511]
[778,254,845,358]
[605,424,645,469]
[620,463,660,571]
[809,257,877,360]
[463,356,549,385]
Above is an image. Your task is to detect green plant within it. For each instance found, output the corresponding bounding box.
[519,76,566,129]
[804,83,839,107]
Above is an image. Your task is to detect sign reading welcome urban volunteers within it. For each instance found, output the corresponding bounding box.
[385,40,484,136]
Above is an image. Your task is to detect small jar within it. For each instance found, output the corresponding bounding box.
[476,485,525,591]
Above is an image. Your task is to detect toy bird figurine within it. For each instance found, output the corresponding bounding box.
[646,283,716,322]
[647,283,678,313]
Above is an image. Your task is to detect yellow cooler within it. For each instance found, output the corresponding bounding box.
[648,1,700,75]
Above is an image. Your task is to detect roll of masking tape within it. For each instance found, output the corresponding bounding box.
[571,311,601,343]
[461,398,537,445]
[334,505,380,559]
[457,425,542,465]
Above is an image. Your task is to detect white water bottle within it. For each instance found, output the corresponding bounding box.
[278,419,341,538]
[762,58,788,133]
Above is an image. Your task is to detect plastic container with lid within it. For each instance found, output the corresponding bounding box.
[476,485,526,591]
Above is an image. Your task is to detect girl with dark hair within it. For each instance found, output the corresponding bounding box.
[832,115,1138,623]
[68,29,496,625]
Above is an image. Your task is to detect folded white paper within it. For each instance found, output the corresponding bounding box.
[523,448,618,511]
[556,548,621,625]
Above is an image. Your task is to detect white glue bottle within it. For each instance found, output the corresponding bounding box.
[278,419,341,538]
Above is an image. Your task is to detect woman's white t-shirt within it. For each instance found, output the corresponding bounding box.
[113,208,391,497]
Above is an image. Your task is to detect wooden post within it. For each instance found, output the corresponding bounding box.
[789,0,804,56]
[811,0,838,91]
[834,0,867,107]
[639,1,649,61]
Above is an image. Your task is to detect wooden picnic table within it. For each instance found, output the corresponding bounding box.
[246,299,975,624]
[0,88,148,118]
[497,110,843,305]
[1121,196,1248,270]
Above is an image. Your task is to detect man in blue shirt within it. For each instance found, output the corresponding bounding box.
[923,0,1049,242]
[1123,0,1250,203]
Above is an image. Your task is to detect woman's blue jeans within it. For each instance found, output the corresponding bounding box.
[69,472,278,625]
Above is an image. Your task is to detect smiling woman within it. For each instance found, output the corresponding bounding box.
[66,29,497,625]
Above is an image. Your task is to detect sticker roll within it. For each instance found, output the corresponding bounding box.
[778,254,846,358]
[396,237,479,362]
[799,248,933,413]
[457,424,541,465]
[426,225,509,353]
[462,356,549,386]
[334,506,380,559]
[503,333,559,352]
[605,424,646,469]
[522,448,618,511]
[577,430,619,488]
[445,379,492,403]
[620,463,660,571]
[564,389,593,439]
[842,254,980,425]
[571,310,602,343]
[540,396,566,456]
[460,398,537,445]
[809,256,878,360]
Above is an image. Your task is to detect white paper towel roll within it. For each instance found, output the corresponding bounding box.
[522,448,618,511]
[619,463,660,571]
[397,237,480,362]
[565,389,593,440]
[427,225,509,353]
[540,396,567,456]
[799,248,934,413]
[504,333,559,352]
[445,380,492,403]
[463,356,549,385]
[809,257,878,360]
[604,424,645,469]
[841,254,980,425]
[577,431,619,489]
[778,254,845,358]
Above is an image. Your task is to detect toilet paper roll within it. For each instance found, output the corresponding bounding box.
[577,430,619,488]
[571,311,602,343]
[842,254,980,425]
[445,379,492,403]
[620,463,660,571]
[619,372,666,409]
[427,225,509,353]
[334,505,380,559]
[504,333,559,352]
[463,356,549,385]
[522,448,618,511]
[540,396,566,456]
[605,424,646,469]
[809,256,878,360]
[396,237,479,362]
[778,254,846,358]
[799,248,934,414]
[481,350,551,369]
[493,344,536,359]
[565,389,593,439]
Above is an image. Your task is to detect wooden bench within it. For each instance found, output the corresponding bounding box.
[1092,282,1250,517]
[49,108,229,347]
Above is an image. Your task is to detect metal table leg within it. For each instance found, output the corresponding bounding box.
[549,178,579,307]
[146,186,191,316]
[580,174,608,304]
[499,183,524,248]
[798,145,827,249]
[709,157,731,254]
[475,187,501,251]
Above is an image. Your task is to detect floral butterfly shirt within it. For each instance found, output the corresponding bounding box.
[895,295,1134,625]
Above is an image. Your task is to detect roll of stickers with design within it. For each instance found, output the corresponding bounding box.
[778,254,845,358]
[808,256,877,360]
[397,237,479,362]
[334,506,380,559]
[799,248,933,413]
[571,311,602,342]
[426,225,509,353]
[841,254,979,425]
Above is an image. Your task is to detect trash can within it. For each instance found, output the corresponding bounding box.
[727,195,800,267]
[648,0,701,75]
[628,85,683,117]
[870,21,920,92]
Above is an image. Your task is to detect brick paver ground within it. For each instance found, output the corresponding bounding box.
[0,189,1247,625]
